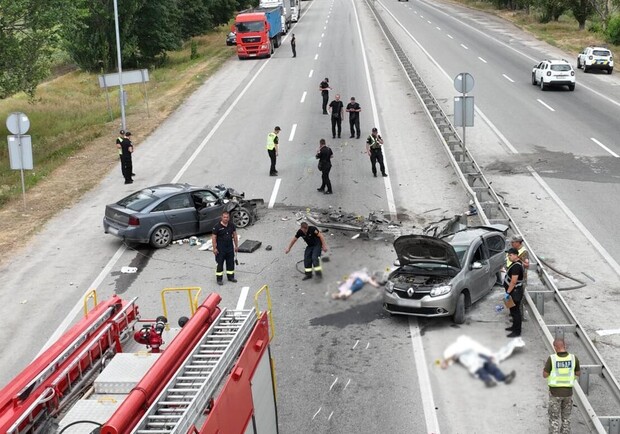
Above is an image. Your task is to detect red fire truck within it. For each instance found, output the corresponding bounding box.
[0,287,278,434]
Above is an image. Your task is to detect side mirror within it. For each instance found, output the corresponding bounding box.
[471,261,483,270]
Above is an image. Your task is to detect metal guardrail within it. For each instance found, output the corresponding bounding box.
[365,0,620,432]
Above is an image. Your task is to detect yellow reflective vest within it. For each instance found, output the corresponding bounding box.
[266,132,277,150]
[547,353,576,388]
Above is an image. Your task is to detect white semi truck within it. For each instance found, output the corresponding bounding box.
[260,0,293,32]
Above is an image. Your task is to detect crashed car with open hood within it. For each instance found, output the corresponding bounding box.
[383,225,507,324]
[103,183,262,248]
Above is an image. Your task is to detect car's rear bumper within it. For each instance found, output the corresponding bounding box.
[546,80,575,86]
[586,63,613,70]
[103,217,149,244]
[382,290,453,317]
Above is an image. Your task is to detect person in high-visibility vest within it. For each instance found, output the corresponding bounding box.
[266,126,280,176]
[543,339,581,434]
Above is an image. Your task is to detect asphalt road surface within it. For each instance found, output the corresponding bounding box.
[1,0,615,432]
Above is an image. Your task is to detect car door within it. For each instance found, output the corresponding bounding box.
[464,240,492,302]
[535,62,543,81]
[153,193,196,238]
[484,234,506,276]
[193,190,226,234]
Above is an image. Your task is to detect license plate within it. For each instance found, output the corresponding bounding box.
[249,54,256,57]
[108,227,119,236]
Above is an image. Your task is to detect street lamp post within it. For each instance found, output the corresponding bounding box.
[113,0,127,131]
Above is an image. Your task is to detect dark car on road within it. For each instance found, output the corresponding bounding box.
[383,225,507,324]
[103,183,260,248]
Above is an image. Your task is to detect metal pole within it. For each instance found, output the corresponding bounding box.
[17,117,26,209]
[461,89,466,148]
[113,0,126,131]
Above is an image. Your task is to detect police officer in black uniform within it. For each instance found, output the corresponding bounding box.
[319,78,331,114]
[285,222,328,280]
[329,94,344,139]
[120,132,134,184]
[504,247,524,337]
[316,138,333,194]
[212,211,239,285]
[346,97,361,139]
[365,127,387,177]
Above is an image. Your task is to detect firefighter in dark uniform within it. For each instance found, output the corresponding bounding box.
[319,77,331,114]
[285,222,328,280]
[365,127,387,177]
[120,132,134,184]
[212,211,239,285]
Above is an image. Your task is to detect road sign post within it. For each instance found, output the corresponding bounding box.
[453,73,475,148]
[6,112,32,208]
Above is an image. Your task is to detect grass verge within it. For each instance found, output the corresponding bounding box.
[0,27,235,265]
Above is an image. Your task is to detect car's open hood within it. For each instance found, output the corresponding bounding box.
[393,235,461,269]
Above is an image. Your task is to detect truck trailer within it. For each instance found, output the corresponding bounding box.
[260,0,293,31]
[234,7,283,59]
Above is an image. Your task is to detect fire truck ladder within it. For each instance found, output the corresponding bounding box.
[133,308,256,434]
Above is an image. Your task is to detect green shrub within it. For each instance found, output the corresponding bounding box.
[607,15,620,44]
[588,21,602,33]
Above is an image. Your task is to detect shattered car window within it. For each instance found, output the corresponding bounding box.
[117,190,158,212]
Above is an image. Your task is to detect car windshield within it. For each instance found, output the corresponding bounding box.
[117,190,159,212]
[593,50,611,56]
[452,245,468,267]
[236,21,264,33]
[550,64,571,71]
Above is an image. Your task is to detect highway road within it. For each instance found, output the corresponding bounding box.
[1,0,616,432]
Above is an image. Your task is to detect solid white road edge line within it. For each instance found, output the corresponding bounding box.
[38,0,325,356]
[358,1,439,433]
[536,98,555,112]
[409,318,441,433]
[37,245,127,356]
[289,124,297,141]
[502,74,514,83]
[351,0,396,219]
[301,91,307,103]
[268,178,281,209]
[527,166,620,277]
[236,286,250,310]
[591,137,619,158]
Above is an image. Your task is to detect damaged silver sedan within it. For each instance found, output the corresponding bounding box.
[384,225,507,324]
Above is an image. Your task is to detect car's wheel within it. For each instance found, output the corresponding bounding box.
[150,226,172,248]
[453,292,466,325]
[540,79,546,91]
[583,65,589,73]
[609,68,614,74]
[231,207,252,228]
[568,84,575,91]
[531,73,537,85]
[577,58,581,69]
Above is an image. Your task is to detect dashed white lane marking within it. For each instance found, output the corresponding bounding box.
[328,411,334,421]
[460,43,468,49]
[289,124,297,141]
[528,166,620,277]
[314,54,319,60]
[321,32,324,37]
[427,20,431,24]
[329,377,339,390]
[435,26,441,30]
[591,137,619,157]
[326,19,328,23]
[447,34,453,39]
[414,10,418,14]
[312,407,322,420]
[537,98,555,112]
[420,15,424,18]
[478,56,487,63]
[352,339,359,349]
[344,379,351,390]
[502,74,514,83]
[268,178,281,209]
[324,26,326,30]
[409,318,441,433]
[365,342,370,349]
[300,91,307,103]
[318,42,322,48]
[308,69,314,78]
[235,286,250,310]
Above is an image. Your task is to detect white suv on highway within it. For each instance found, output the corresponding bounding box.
[531,59,575,91]
[577,46,614,74]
